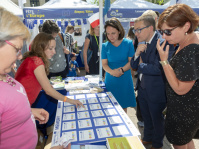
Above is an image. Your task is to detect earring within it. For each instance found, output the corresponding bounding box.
[185,32,187,35]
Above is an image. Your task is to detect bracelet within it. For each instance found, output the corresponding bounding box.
[64,96,67,102]
[121,67,124,73]
[159,60,169,66]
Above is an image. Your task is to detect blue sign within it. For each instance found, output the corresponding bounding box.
[23,8,99,19]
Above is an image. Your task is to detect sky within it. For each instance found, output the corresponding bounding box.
[86,0,93,4]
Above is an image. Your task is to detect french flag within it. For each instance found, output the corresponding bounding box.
[88,12,100,28]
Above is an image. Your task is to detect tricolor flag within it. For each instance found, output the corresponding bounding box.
[88,12,100,28]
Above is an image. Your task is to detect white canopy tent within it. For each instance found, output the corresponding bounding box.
[108,0,167,18]
[23,0,99,46]
[0,0,23,17]
[23,0,98,19]
[164,0,199,14]
[107,0,168,37]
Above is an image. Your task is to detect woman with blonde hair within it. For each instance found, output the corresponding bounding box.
[0,7,49,149]
[83,25,106,74]
[65,25,77,53]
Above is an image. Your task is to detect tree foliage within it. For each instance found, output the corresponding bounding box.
[86,0,170,6]
[88,0,115,6]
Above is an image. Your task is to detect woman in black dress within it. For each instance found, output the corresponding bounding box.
[83,25,106,75]
[157,4,199,149]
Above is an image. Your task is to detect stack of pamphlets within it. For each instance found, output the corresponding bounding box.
[50,76,65,90]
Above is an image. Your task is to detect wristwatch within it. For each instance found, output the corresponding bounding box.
[121,67,124,73]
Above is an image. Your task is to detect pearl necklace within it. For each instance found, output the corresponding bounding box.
[0,75,16,87]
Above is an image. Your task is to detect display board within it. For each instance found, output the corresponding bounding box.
[51,92,140,146]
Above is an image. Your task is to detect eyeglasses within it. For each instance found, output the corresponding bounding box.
[5,40,21,56]
[133,25,150,34]
[158,26,178,36]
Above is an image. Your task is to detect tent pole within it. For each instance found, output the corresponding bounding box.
[99,0,103,81]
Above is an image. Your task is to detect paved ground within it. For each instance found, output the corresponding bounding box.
[127,107,199,149]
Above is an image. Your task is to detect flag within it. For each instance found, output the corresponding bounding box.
[88,12,99,28]
[18,0,26,8]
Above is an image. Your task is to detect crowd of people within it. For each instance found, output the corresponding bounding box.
[0,3,198,149]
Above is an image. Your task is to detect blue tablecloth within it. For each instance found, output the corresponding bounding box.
[32,89,66,135]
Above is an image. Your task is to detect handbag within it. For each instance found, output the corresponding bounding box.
[80,35,93,64]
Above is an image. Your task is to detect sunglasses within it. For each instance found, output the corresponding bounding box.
[158,26,178,36]
[105,20,118,25]
[5,40,22,56]
[133,25,150,34]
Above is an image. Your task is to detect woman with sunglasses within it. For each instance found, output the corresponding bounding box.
[0,7,49,149]
[157,4,199,149]
[101,18,136,113]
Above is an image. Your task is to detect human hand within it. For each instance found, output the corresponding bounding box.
[139,57,143,64]
[63,46,70,54]
[50,143,71,149]
[85,64,89,73]
[31,108,49,124]
[67,98,84,108]
[77,69,80,74]
[156,39,169,61]
[111,68,123,77]
[135,44,147,56]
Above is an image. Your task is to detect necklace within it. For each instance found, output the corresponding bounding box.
[0,74,16,87]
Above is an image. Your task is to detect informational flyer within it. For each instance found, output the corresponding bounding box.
[51,92,140,146]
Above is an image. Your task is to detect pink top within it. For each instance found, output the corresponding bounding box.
[0,76,37,149]
[15,56,44,105]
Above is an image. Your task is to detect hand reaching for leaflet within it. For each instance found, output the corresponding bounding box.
[67,98,84,108]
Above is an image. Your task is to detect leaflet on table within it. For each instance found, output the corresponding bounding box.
[106,136,145,149]
[65,82,90,91]
[52,82,65,90]
[64,77,85,82]
[51,92,140,146]
[71,145,107,149]
[51,101,63,147]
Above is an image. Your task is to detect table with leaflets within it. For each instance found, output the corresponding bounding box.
[51,91,140,147]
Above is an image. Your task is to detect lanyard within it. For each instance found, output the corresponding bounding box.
[94,34,99,50]
[94,34,99,63]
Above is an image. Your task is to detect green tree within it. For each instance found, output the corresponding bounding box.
[145,0,170,5]
[88,0,116,5]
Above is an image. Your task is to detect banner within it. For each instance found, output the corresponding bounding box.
[23,8,99,19]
